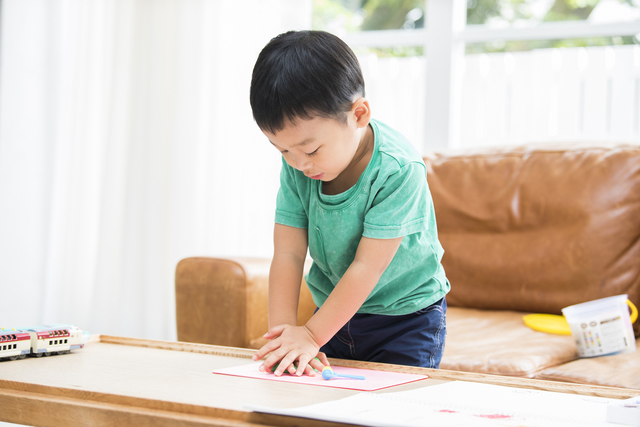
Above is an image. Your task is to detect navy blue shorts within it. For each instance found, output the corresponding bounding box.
[320,297,447,368]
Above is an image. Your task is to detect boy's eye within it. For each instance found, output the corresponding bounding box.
[307,148,319,156]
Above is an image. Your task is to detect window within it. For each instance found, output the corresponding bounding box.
[314,0,426,56]
[466,0,640,53]
[314,0,640,150]
[314,0,425,33]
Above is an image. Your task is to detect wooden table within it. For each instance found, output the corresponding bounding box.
[0,335,637,427]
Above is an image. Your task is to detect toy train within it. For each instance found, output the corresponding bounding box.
[0,324,85,361]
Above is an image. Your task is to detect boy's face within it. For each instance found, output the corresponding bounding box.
[264,99,371,183]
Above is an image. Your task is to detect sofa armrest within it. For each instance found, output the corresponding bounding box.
[175,257,314,349]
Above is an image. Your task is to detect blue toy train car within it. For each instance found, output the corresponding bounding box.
[0,324,84,361]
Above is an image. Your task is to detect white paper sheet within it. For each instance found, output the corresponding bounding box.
[247,380,625,427]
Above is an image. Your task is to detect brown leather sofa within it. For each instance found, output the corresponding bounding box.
[176,142,640,390]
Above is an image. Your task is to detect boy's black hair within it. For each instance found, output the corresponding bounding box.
[250,30,365,134]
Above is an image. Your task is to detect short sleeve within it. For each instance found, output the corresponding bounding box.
[363,161,429,239]
[275,158,309,229]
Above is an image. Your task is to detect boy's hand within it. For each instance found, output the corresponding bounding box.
[252,324,329,377]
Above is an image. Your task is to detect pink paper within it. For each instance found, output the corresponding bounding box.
[212,362,428,391]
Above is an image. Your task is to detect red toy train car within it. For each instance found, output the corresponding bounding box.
[0,324,84,361]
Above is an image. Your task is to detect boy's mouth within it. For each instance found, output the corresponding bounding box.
[308,173,324,180]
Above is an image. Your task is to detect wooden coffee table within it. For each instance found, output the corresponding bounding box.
[0,335,636,427]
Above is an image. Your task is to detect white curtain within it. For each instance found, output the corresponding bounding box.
[0,0,312,340]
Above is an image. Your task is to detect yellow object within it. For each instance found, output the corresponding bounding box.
[523,300,638,335]
[523,313,572,335]
[629,300,639,324]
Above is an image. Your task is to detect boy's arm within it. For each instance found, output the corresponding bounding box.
[305,235,403,345]
[268,223,308,329]
[254,235,403,376]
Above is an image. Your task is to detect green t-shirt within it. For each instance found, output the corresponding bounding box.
[274,119,450,315]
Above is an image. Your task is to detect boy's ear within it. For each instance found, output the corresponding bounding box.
[351,97,371,128]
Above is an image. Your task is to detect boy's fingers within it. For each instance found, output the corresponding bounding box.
[263,324,287,339]
[274,353,298,377]
[316,352,330,367]
[294,356,310,377]
[252,339,280,361]
[295,352,319,377]
[309,357,326,373]
[303,364,316,376]
[260,349,286,373]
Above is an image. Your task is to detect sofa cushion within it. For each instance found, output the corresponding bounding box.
[441,307,577,377]
[424,144,640,336]
[535,340,640,390]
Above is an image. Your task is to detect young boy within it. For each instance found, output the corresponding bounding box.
[250,30,450,377]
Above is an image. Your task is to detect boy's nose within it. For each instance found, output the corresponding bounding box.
[292,154,310,171]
